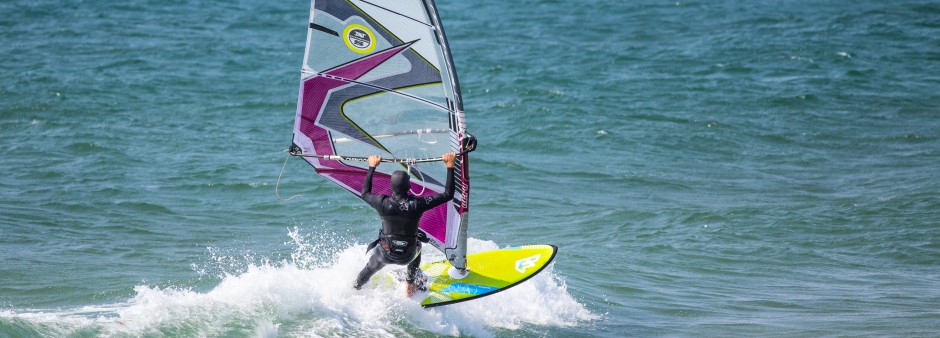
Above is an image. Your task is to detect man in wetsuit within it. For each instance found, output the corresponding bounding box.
[353,152,456,297]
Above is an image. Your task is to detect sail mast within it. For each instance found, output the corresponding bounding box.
[423,0,468,270]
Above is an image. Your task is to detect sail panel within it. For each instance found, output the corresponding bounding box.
[293,0,468,261]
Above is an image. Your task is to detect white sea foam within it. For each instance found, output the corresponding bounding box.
[1,235,596,337]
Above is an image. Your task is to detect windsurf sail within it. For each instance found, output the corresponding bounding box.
[291,0,473,269]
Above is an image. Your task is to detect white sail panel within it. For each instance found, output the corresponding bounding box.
[351,0,443,71]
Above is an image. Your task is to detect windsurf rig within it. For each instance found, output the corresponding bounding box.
[288,0,474,270]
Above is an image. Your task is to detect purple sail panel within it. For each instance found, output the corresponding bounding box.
[322,170,388,196]
[299,76,343,157]
[410,182,447,242]
[419,203,448,243]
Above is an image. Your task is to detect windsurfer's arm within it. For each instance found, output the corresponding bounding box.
[441,152,456,199]
[361,156,383,208]
[417,153,456,210]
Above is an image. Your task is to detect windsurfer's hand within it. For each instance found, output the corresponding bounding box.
[368,155,381,167]
[442,152,456,168]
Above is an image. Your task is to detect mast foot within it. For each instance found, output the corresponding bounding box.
[448,266,469,279]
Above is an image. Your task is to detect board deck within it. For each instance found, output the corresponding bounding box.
[397,244,558,307]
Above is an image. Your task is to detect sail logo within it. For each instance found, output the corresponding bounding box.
[343,24,375,54]
[515,254,541,273]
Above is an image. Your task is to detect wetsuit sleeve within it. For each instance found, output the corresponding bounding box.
[416,167,455,212]
[360,166,383,210]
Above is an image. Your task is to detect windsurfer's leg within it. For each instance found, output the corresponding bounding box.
[353,250,386,290]
[405,252,421,283]
[404,252,422,297]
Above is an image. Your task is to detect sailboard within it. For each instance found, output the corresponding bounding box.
[289,0,556,307]
[410,245,558,307]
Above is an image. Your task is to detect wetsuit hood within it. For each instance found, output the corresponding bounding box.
[390,170,410,196]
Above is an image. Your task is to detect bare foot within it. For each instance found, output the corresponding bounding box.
[406,282,416,297]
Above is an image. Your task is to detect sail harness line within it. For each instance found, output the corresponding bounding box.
[276,150,303,201]
[407,162,428,196]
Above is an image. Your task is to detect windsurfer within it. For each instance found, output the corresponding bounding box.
[353,153,457,297]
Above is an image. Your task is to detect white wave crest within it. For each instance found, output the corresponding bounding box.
[2,232,596,337]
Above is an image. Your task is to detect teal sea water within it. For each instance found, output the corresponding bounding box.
[3,0,940,336]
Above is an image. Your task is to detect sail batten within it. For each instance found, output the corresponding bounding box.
[293,0,469,269]
[313,72,451,112]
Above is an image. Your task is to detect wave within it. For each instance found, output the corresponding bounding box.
[1,232,596,337]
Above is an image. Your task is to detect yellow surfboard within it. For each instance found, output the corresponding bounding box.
[417,244,558,307]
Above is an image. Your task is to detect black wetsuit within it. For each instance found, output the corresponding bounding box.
[352,166,455,289]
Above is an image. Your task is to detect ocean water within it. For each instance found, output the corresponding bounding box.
[2,0,940,336]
